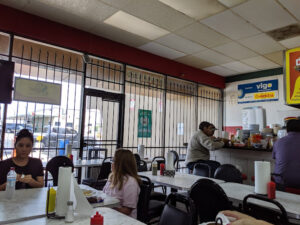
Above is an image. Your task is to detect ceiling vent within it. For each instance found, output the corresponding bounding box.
[267,24,300,41]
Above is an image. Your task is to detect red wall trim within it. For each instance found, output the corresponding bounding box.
[0,4,225,89]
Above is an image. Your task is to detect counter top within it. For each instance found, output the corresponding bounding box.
[223,146,272,152]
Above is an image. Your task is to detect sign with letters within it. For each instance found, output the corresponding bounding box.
[238,80,278,104]
[285,47,300,105]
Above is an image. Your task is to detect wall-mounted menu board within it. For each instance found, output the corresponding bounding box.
[14,77,61,105]
[285,47,300,105]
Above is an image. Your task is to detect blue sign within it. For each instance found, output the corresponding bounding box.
[238,79,279,104]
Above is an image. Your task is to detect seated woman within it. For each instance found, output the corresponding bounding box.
[103,149,141,218]
[0,129,44,191]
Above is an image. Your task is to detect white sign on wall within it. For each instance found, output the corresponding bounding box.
[14,77,62,105]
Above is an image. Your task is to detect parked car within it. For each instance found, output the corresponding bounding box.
[34,125,79,148]
[6,123,33,133]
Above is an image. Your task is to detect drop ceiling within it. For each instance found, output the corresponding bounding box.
[1,0,300,77]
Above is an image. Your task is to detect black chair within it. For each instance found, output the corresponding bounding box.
[149,156,165,171]
[158,193,196,225]
[193,163,211,177]
[134,153,148,172]
[88,148,107,160]
[214,164,243,183]
[243,194,288,225]
[82,157,112,190]
[190,160,220,177]
[150,156,167,195]
[189,178,232,223]
[45,156,74,186]
[137,175,165,224]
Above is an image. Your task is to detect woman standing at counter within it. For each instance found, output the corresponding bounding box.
[0,129,44,190]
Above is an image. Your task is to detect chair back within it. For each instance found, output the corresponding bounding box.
[45,156,74,186]
[214,164,242,183]
[159,193,196,225]
[134,154,148,172]
[189,178,231,223]
[170,150,179,170]
[97,157,112,180]
[150,156,165,170]
[88,148,107,160]
[243,194,288,225]
[193,163,211,177]
[137,175,153,223]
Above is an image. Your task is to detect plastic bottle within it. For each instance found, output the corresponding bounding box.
[160,163,165,176]
[267,181,276,199]
[46,187,56,214]
[65,201,74,223]
[90,211,103,225]
[6,167,17,199]
[152,161,158,176]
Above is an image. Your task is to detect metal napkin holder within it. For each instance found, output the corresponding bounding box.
[163,170,175,177]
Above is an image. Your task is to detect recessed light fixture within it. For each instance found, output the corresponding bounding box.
[217,0,246,8]
[104,11,169,40]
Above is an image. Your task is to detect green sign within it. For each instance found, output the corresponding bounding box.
[138,109,152,138]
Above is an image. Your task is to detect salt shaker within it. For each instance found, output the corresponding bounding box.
[65,201,74,223]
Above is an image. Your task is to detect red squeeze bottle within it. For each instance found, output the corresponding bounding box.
[267,181,276,199]
[90,211,103,225]
[160,163,165,175]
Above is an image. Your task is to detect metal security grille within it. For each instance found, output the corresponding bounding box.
[124,67,164,158]
[0,31,223,164]
[165,78,197,157]
[84,57,124,158]
[2,36,84,163]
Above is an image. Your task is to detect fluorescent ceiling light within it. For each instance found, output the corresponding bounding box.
[217,0,246,8]
[104,11,169,40]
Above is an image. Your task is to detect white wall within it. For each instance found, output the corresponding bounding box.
[224,74,300,128]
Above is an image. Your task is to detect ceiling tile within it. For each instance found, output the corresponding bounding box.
[122,0,194,31]
[201,10,261,40]
[32,0,117,23]
[213,42,258,60]
[90,23,150,47]
[21,1,98,32]
[139,42,186,59]
[264,51,284,66]
[194,49,234,64]
[104,11,169,40]
[100,0,134,8]
[158,0,226,20]
[203,65,237,76]
[232,0,297,32]
[156,34,207,54]
[175,22,232,48]
[238,33,286,54]
[175,55,215,69]
[241,56,279,70]
[278,0,300,21]
[279,35,300,49]
[0,0,28,10]
[221,61,257,73]
[217,0,247,8]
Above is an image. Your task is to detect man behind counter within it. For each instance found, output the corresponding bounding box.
[185,121,225,171]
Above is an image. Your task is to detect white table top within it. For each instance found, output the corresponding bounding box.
[219,182,300,220]
[0,184,119,224]
[139,171,225,191]
[9,207,146,225]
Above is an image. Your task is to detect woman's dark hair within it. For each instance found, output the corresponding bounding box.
[15,129,34,145]
[286,119,300,133]
[199,121,211,130]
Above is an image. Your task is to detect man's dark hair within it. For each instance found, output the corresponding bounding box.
[286,119,300,132]
[199,121,211,130]
[15,129,34,145]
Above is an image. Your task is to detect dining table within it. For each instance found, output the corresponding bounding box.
[5,207,146,225]
[219,182,300,220]
[0,184,119,224]
[138,171,225,191]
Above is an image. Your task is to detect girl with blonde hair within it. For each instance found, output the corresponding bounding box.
[103,149,141,218]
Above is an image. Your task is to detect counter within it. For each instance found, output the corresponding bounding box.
[210,147,274,185]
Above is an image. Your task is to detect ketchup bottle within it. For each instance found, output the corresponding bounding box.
[267,181,276,199]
